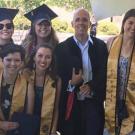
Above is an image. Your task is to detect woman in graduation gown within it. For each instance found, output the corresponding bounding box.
[0,44,34,135]
[25,44,61,135]
[105,9,135,135]
[0,8,18,69]
[21,4,59,65]
[0,8,18,47]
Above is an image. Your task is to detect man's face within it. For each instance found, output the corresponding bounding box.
[72,9,90,37]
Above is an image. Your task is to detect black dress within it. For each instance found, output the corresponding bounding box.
[33,86,44,135]
[1,83,14,120]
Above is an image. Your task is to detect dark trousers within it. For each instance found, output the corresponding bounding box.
[59,98,105,135]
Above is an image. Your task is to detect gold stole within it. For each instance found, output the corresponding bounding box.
[105,35,135,135]
[32,73,56,135]
[0,59,3,70]
[10,74,28,117]
[0,70,27,135]
[22,69,56,135]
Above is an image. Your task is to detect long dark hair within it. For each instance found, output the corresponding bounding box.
[121,8,135,34]
[26,44,57,82]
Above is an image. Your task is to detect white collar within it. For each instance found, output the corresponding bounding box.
[73,35,93,45]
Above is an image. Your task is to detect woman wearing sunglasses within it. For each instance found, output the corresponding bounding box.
[0,8,18,47]
[22,4,59,65]
[0,8,19,69]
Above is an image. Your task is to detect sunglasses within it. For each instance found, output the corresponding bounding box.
[0,23,14,30]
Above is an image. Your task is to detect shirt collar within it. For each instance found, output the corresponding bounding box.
[73,35,93,46]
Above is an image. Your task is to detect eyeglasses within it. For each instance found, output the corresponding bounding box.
[0,23,14,30]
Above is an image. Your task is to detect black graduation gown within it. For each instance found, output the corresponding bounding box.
[55,36,108,135]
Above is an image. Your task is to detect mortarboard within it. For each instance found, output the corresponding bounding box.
[0,8,19,21]
[24,4,58,23]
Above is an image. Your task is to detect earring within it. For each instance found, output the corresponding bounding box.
[33,63,36,69]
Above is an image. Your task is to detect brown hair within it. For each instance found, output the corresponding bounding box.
[26,44,57,82]
[22,23,59,49]
[121,8,135,34]
[22,22,59,65]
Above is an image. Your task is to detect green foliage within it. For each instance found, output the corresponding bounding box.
[46,0,91,11]
[14,15,30,30]
[52,19,74,33]
[52,19,68,32]
[66,24,74,33]
[0,0,91,31]
[0,0,91,11]
[23,0,44,12]
[97,21,120,35]
[0,0,24,8]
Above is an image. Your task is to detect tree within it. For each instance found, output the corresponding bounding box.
[46,0,91,11]
[0,0,23,8]
[0,0,91,12]
[0,0,92,30]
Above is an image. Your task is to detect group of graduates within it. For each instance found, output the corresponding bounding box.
[0,3,134,135]
[0,4,60,135]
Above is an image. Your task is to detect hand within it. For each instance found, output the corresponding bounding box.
[79,83,91,96]
[70,68,83,86]
[0,121,19,131]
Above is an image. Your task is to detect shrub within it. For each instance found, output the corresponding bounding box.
[52,18,68,32]
[14,16,74,33]
[14,16,30,30]
[66,24,74,33]
[97,21,120,35]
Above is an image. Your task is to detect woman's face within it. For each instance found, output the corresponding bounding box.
[35,20,52,39]
[34,47,52,72]
[3,52,23,76]
[123,17,135,38]
[0,19,14,41]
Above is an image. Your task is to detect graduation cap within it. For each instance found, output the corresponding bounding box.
[24,4,58,23]
[0,8,19,21]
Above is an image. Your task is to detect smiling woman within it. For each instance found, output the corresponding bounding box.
[24,44,61,135]
[21,4,59,66]
[0,44,35,135]
[0,44,25,82]
[0,8,18,47]
[105,8,135,135]
[0,8,19,69]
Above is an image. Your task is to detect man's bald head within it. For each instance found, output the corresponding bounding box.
[72,8,90,22]
[72,8,91,40]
